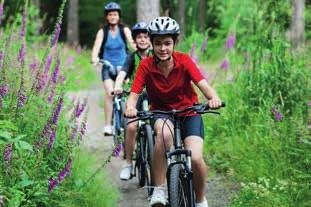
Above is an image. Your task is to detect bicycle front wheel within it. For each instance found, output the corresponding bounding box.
[144,124,154,196]
[168,164,194,207]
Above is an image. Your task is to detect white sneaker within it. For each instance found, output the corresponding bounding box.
[103,125,112,135]
[196,198,209,207]
[119,164,132,180]
[150,186,167,206]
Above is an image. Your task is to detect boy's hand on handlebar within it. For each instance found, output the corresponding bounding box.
[125,106,137,118]
[207,98,222,109]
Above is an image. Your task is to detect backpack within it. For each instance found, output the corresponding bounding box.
[98,24,128,59]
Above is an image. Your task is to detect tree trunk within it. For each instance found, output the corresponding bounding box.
[163,0,172,16]
[67,0,79,47]
[178,0,185,40]
[32,0,40,7]
[199,0,206,33]
[290,0,305,49]
[136,0,160,23]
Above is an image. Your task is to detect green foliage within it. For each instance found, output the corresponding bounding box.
[0,1,115,206]
[199,0,310,206]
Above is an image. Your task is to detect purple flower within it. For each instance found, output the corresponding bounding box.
[80,121,87,136]
[47,130,56,151]
[70,124,78,140]
[18,42,26,65]
[220,59,229,71]
[29,61,38,72]
[20,9,27,37]
[47,86,55,104]
[200,37,208,53]
[1,81,7,98]
[17,91,27,108]
[272,107,283,121]
[35,72,48,93]
[65,56,75,67]
[65,158,73,172]
[58,158,73,182]
[44,55,53,74]
[76,46,81,55]
[51,22,61,46]
[17,72,27,108]
[0,3,4,26]
[113,144,123,157]
[51,58,60,84]
[52,96,64,125]
[74,98,88,118]
[48,178,58,193]
[308,101,311,107]
[4,143,13,162]
[225,33,236,49]
[60,75,66,85]
[190,42,197,58]
[0,51,3,70]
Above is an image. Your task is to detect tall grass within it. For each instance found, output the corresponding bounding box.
[0,1,116,206]
[199,0,310,206]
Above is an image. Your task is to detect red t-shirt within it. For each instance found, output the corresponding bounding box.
[131,52,204,112]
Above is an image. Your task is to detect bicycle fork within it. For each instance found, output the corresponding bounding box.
[166,149,195,207]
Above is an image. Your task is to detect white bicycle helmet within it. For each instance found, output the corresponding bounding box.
[148,17,180,36]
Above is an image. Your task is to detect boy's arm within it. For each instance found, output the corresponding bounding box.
[125,92,140,118]
[196,79,222,108]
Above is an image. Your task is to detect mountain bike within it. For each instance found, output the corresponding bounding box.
[127,92,154,197]
[133,103,225,207]
[111,90,129,145]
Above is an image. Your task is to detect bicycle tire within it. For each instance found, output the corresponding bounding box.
[144,124,154,196]
[112,108,120,145]
[168,164,193,207]
[137,130,146,187]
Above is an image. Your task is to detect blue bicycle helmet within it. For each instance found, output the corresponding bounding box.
[131,22,149,38]
[104,2,121,15]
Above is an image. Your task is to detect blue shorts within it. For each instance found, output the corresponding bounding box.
[101,60,122,81]
[153,115,204,140]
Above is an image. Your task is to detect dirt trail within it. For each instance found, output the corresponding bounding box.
[72,86,237,207]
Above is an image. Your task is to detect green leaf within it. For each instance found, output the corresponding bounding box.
[0,120,18,131]
[18,179,34,188]
[16,140,33,151]
[0,130,12,144]
[13,134,27,142]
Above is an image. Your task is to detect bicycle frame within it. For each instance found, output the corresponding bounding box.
[111,91,129,144]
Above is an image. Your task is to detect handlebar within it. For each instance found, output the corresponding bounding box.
[126,102,225,124]
[111,90,130,96]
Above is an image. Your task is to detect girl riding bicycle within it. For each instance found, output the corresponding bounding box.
[114,22,152,180]
[125,17,222,207]
[91,2,135,135]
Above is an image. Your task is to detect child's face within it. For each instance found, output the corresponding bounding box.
[106,11,120,25]
[152,35,174,61]
[134,33,150,50]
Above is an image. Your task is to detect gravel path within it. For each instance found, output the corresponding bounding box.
[72,86,238,207]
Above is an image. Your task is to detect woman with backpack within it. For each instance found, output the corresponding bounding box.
[91,2,136,135]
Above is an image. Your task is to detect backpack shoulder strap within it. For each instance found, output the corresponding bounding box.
[119,25,129,52]
[98,26,109,59]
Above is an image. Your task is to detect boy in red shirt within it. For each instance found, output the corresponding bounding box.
[126,17,222,207]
